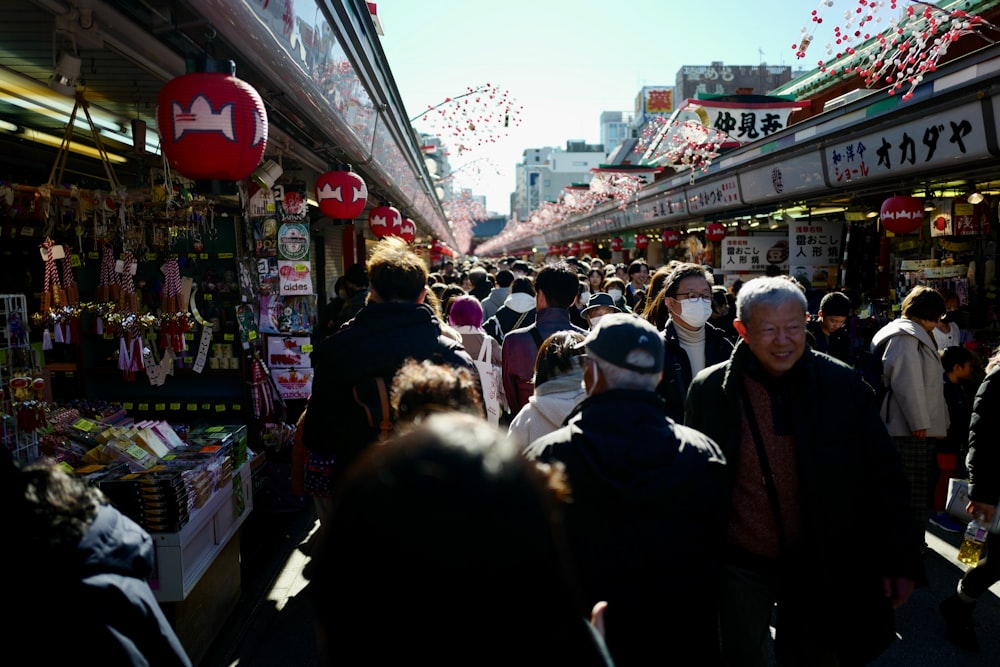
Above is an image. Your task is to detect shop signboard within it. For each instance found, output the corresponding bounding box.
[740,151,827,203]
[788,220,845,289]
[823,100,991,185]
[687,176,741,215]
[721,235,788,274]
[637,189,688,223]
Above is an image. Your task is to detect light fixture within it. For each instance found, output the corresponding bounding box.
[865,208,879,218]
[252,159,283,188]
[49,52,81,97]
[967,191,985,205]
[0,118,18,132]
[0,123,127,164]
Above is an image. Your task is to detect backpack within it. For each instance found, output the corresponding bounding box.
[856,337,893,412]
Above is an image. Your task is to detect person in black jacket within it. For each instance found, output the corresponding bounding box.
[302,238,475,521]
[653,262,734,422]
[526,314,729,666]
[940,346,1000,652]
[685,276,921,667]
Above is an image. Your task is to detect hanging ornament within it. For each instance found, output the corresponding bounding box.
[635,233,649,250]
[156,57,268,181]
[879,196,924,234]
[368,204,402,238]
[662,229,681,248]
[610,237,623,252]
[399,217,416,244]
[705,223,727,242]
[580,240,594,255]
[315,169,368,219]
[568,242,580,256]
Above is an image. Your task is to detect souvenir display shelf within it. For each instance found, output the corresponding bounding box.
[1,293,39,462]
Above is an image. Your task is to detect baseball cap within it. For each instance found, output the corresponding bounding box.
[581,292,623,317]
[575,313,663,373]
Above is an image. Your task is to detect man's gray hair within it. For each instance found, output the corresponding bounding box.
[590,350,661,392]
[736,276,808,324]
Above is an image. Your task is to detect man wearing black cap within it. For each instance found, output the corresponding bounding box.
[525,313,729,666]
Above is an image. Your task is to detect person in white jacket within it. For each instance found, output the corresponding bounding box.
[509,330,587,450]
[870,285,949,546]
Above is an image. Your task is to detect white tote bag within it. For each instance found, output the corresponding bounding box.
[473,335,503,426]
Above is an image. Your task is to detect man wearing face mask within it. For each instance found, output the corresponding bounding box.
[581,292,622,329]
[525,314,729,666]
[655,262,734,422]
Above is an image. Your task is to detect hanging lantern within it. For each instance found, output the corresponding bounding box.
[635,233,649,249]
[399,218,416,244]
[580,240,594,255]
[610,237,623,252]
[431,239,444,254]
[315,170,368,219]
[156,57,268,181]
[879,195,924,234]
[368,205,402,238]
[568,242,580,256]
[705,223,727,242]
[662,229,680,247]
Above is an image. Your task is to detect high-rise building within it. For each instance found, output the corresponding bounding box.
[600,111,635,158]
[675,61,793,99]
[513,142,604,222]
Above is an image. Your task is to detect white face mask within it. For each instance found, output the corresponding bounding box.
[679,298,713,329]
[588,314,604,329]
[607,289,623,301]
[513,271,525,279]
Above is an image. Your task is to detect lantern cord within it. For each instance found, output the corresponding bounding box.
[48,93,122,192]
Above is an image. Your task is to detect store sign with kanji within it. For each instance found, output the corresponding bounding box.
[788,220,845,289]
[721,236,788,274]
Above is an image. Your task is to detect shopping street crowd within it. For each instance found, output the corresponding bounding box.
[8,236,998,666]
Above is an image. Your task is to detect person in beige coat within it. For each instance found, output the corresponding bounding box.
[870,285,949,547]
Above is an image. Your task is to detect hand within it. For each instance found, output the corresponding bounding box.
[967,500,996,525]
[882,576,915,609]
[911,429,927,439]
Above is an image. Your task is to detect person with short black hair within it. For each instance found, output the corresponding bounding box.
[624,259,649,309]
[929,345,976,533]
[334,263,370,329]
[806,291,853,363]
[502,263,586,414]
[481,269,514,323]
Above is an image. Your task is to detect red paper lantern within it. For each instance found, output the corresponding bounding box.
[706,223,727,242]
[662,229,680,247]
[399,218,416,244]
[580,240,594,255]
[369,205,402,238]
[568,242,580,256]
[610,237,623,252]
[315,170,367,219]
[156,59,267,181]
[635,233,649,249]
[879,195,924,234]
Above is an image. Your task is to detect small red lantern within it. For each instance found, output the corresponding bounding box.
[879,195,924,234]
[580,240,594,255]
[610,237,623,252]
[706,223,727,242]
[399,218,416,244]
[568,242,580,256]
[157,58,267,181]
[662,229,680,247]
[315,170,367,219]
[369,205,402,238]
[635,233,649,249]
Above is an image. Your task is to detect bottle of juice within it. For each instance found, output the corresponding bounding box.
[957,520,988,566]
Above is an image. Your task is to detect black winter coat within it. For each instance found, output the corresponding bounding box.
[656,319,734,422]
[685,342,923,664]
[967,365,1000,507]
[303,302,474,475]
[525,389,728,665]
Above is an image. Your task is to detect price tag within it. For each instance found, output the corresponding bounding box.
[87,251,99,259]
[218,252,234,259]
[201,403,212,411]
[70,255,81,268]
[103,332,114,340]
[72,419,95,432]
[200,253,209,260]
[155,403,166,411]
[138,403,149,411]
[301,344,313,353]
[184,333,194,340]
[169,402,181,411]
[187,403,198,411]
[204,293,213,301]
[123,402,134,410]
[223,333,235,341]
[248,330,257,340]
[232,404,242,412]
[215,404,227,412]
[145,253,158,261]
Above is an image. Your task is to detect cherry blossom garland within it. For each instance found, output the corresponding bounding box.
[794,0,998,101]
[636,115,731,181]
[442,190,489,255]
[411,83,524,155]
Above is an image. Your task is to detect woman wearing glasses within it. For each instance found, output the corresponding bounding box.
[653,262,734,421]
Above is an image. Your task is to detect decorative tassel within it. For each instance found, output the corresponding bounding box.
[53,323,64,344]
[43,328,52,350]
[96,317,104,335]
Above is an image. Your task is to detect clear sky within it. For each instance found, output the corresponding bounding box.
[376,0,838,216]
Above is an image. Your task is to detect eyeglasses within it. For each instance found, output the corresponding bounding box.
[674,291,713,303]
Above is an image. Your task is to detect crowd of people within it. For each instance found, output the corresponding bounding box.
[13,237,996,666]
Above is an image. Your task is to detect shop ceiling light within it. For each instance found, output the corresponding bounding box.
[8,125,127,164]
[967,191,985,205]
[0,118,18,132]
[252,159,283,189]
[49,52,82,97]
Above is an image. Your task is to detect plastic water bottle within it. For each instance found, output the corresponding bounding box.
[957,520,989,566]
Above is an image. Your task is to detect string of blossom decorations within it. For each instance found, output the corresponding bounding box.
[442,189,489,255]
[794,0,998,101]
[411,83,524,155]
[636,114,733,181]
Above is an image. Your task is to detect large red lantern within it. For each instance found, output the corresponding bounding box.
[610,237,623,252]
[580,240,594,255]
[568,242,580,256]
[315,170,367,219]
[879,195,924,234]
[706,223,727,242]
[662,229,680,247]
[399,218,416,244]
[634,233,649,249]
[369,205,402,238]
[157,58,267,181]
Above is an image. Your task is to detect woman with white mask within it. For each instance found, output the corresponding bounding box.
[653,262,734,422]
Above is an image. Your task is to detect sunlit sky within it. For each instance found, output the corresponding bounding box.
[377,0,867,216]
